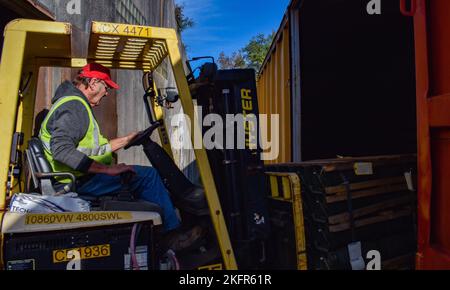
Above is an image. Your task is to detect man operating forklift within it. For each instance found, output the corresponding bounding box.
[38,63,205,251]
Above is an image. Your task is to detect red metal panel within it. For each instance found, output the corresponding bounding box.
[421,247,450,270]
[413,0,450,269]
[430,130,450,255]
[428,95,450,127]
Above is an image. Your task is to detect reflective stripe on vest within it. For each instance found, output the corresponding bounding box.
[40,140,112,158]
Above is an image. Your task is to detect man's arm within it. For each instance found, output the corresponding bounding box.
[110,132,138,152]
[88,162,135,176]
[48,101,135,176]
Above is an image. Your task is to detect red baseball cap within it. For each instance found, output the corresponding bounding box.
[79,63,120,90]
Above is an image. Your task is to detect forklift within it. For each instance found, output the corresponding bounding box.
[0,19,272,270]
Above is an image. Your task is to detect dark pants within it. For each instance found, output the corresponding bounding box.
[78,165,180,231]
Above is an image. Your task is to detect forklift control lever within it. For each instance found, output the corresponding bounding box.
[124,121,163,150]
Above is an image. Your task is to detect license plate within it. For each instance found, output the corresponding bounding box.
[53,244,111,263]
[93,22,152,37]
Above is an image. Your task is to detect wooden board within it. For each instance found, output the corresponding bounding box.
[328,195,415,224]
[329,207,413,232]
[382,254,415,270]
[325,176,406,194]
[326,183,409,203]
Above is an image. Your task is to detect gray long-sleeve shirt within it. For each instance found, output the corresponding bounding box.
[43,81,97,172]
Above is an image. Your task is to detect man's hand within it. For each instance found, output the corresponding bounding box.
[88,162,135,176]
[125,131,139,144]
[105,163,136,176]
[110,132,139,152]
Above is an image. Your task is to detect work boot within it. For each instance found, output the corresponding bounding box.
[172,186,209,216]
[164,225,206,253]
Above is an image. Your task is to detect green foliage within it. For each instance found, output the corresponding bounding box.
[175,3,194,33]
[217,32,275,71]
[218,51,247,70]
[242,32,275,71]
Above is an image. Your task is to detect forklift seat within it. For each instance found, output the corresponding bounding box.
[25,137,163,215]
[26,137,76,196]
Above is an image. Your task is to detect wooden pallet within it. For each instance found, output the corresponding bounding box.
[329,206,413,233]
[325,176,410,203]
[382,254,416,270]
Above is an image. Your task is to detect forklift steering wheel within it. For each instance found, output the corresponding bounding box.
[124,121,163,150]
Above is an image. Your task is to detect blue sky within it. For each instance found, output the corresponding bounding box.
[176,0,291,61]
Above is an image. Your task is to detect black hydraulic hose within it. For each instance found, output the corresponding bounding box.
[222,89,243,241]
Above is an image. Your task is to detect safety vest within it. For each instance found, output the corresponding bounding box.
[39,96,113,183]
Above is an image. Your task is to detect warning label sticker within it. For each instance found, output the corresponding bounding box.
[124,246,148,270]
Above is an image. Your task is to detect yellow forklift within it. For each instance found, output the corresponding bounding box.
[0,18,309,271]
[0,19,246,270]
[0,8,417,271]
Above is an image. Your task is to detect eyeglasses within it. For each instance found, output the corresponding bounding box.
[96,80,110,93]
